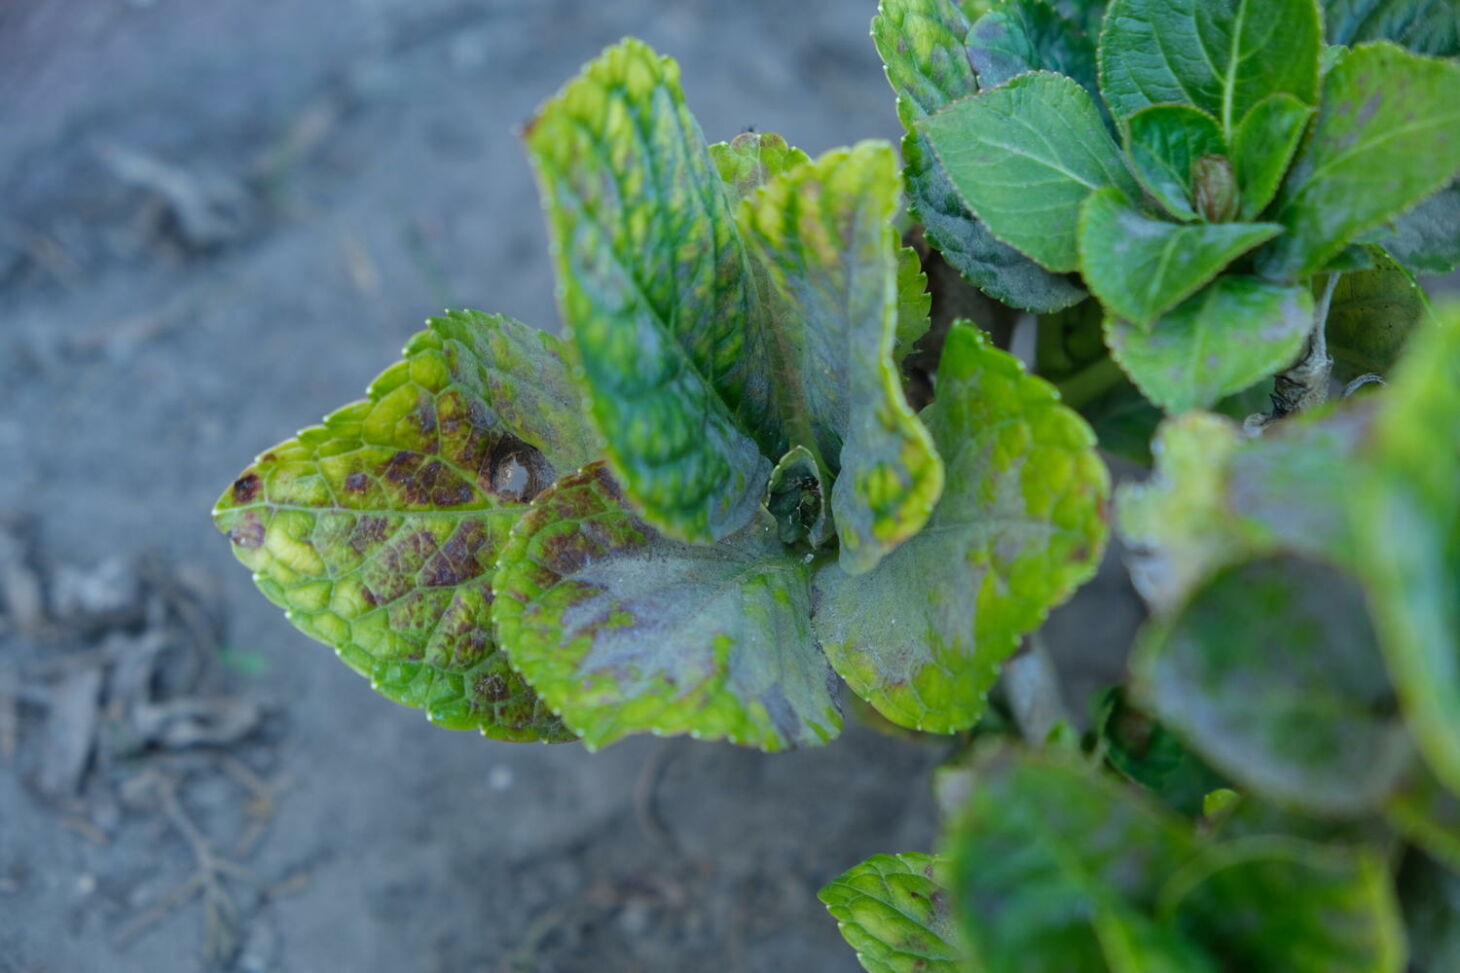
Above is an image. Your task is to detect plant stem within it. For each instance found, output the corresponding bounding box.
[1055,356,1126,410]
[1247,273,1339,432]
[1003,634,1070,745]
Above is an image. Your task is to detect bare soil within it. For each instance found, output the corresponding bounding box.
[0,3,1138,970]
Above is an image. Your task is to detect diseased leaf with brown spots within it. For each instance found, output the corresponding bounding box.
[492,462,842,752]
[214,314,587,742]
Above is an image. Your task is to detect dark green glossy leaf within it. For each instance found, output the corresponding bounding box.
[1324,0,1460,56]
[1133,556,1412,815]
[1326,249,1431,381]
[1105,276,1312,412]
[214,315,584,742]
[1125,105,1226,221]
[526,39,770,543]
[741,142,944,574]
[813,323,1108,732]
[1357,302,1460,796]
[875,0,1088,312]
[1232,93,1315,220]
[1098,0,1323,133]
[947,747,1208,972]
[1164,837,1407,973]
[819,853,968,973]
[966,0,1097,93]
[1098,688,1229,818]
[921,72,1140,272]
[1259,42,1460,280]
[1380,181,1460,276]
[492,463,842,752]
[1078,187,1282,327]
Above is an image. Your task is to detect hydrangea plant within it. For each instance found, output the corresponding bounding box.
[216,0,1460,968]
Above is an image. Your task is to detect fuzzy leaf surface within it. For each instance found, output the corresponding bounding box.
[1079,188,1282,327]
[966,0,1097,94]
[491,463,841,752]
[1231,93,1315,220]
[921,72,1140,272]
[740,142,943,574]
[819,853,968,973]
[875,0,1087,311]
[947,748,1208,972]
[1260,42,1460,280]
[1133,556,1411,815]
[1166,838,1406,973]
[1098,0,1323,133]
[813,323,1107,732]
[1357,303,1460,796]
[1105,276,1312,412]
[1125,105,1225,221]
[526,39,770,543]
[214,316,582,741]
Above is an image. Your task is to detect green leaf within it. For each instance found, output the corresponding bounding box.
[740,142,944,574]
[1324,0,1460,57]
[1380,181,1460,276]
[1116,402,1375,610]
[710,130,812,204]
[1356,303,1460,797]
[1133,555,1412,816]
[1078,187,1283,327]
[966,0,1098,93]
[875,0,1089,311]
[1125,105,1226,221]
[1098,0,1323,133]
[525,39,771,543]
[765,445,832,547]
[894,245,933,366]
[1259,42,1460,280]
[1326,249,1431,381]
[921,72,1141,272]
[1097,688,1230,818]
[818,853,969,973]
[213,318,583,742]
[1163,837,1407,973]
[812,323,1108,732]
[1231,93,1315,220]
[1104,276,1313,412]
[491,463,841,752]
[429,310,602,473]
[947,747,1207,972]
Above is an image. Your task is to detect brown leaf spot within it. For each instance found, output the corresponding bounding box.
[361,586,378,607]
[475,671,512,704]
[232,473,261,503]
[229,516,265,549]
[344,472,369,493]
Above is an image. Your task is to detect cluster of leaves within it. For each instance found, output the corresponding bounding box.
[815,0,1460,969]
[823,302,1460,971]
[214,0,1460,967]
[213,38,1108,752]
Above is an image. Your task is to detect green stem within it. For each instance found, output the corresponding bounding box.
[1055,357,1126,411]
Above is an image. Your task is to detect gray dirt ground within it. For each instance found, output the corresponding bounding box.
[0,2,1139,971]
